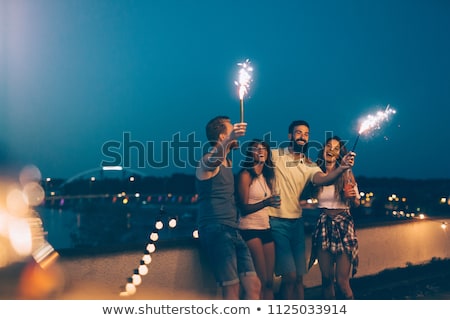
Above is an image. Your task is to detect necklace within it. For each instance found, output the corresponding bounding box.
[256,175,268,198]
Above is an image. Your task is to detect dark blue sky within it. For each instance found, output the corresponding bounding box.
[1,0,450,180]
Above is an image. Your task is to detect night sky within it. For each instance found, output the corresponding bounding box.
[2,0,450,181]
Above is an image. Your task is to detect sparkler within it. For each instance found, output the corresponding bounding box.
[234,59,253,123]
[352,104,396,151]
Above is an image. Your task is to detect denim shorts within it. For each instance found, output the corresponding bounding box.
[269,217,306,277]
[199,223,257,287]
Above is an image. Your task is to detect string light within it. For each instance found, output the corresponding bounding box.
[125,278,136,295]
[138,261,149,275]
[149,231,159,242]
[131,269,142,286]
[142,250,152,264]
[155,219,164,230]
[168,217,177,228]
[119,205,185,297]
[145,243,156,254]
[2,166,64,299]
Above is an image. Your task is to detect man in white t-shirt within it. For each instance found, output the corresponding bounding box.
[269,120,355,299]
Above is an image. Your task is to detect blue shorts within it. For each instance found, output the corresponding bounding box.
[199,223,257,287]
[269,217,306,277]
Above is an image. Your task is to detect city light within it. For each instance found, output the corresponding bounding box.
[102,166,123,171]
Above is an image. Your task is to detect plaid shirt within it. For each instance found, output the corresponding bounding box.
[308,210,359,276]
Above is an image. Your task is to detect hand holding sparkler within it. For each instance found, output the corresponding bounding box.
[352,104,396,152]
[234,59,253,123]
[230,122,247,140]
[340,151,356,170]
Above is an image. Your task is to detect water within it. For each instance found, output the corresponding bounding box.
[36,202,199,250]
[35,202,327,251]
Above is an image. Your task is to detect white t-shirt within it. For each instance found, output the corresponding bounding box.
[269,148,321,219]
[317,184,360,209]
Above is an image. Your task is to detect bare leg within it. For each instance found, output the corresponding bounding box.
[278,271,296,299]
[222,283,240,299]
[246,238,268,299]
[295,275,304,300]
[240,274,261,300]
[335,254,353,299]
[262,241,275,300]
[318,250,335,299]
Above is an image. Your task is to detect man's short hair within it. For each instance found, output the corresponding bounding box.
[288,120,310,134]
[206,116,230,146]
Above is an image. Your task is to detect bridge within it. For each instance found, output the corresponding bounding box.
[59,166,146,187]
[43,166,197,208]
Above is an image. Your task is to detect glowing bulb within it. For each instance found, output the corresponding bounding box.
[150,232,159,241]
[125,282,136,295]
[192,229,199,239]
[23,182,45,206]
[132,274,142,286]
[168,218,177,228]
[19,165,42,186]
[9,218,33,256]
[146,243,156,253]
[155,220,163,230]
[138,264,148,275]
[142,254,152,264]
[6,189,29,215]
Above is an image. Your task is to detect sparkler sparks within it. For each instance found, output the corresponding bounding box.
[358,104,396,135]
[352,104,396,151]
[234,59,253,122]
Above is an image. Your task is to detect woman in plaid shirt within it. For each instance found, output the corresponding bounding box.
[308,136,360,299]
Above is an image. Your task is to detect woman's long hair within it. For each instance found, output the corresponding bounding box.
[240,138,276,192]
[315,136,355,202]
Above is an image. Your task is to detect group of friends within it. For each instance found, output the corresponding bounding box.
[195,115,360,300]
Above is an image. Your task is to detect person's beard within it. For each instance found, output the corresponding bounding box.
[291,138,308,154]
